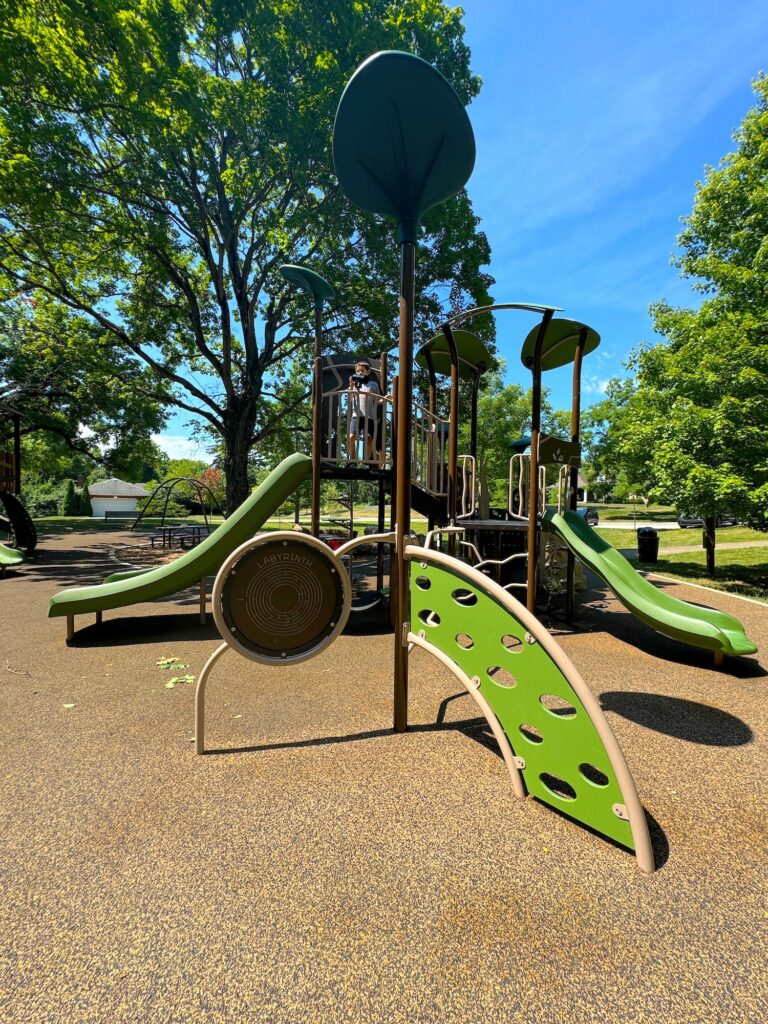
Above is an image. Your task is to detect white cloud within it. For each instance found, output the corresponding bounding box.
[152,434,211,461]
[582,375,612,397]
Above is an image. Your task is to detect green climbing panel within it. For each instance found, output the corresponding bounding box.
[410,558,636,851]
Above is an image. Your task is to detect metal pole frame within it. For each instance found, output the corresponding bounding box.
[566,326,588,622]
[393,242,416,733]
[439,323,461,533]
[525,309,555,613]
[311,305,323,537]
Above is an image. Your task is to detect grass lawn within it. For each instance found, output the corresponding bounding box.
[640,547,768,603]
[590,502,676,522]
[594,525,768,552]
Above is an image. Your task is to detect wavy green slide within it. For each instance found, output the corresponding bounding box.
[48,453,311,631]
[545,509,756,658]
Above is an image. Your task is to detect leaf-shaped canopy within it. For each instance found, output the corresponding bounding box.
[279,265,335,310]
[416,330,494,379]
[520,319,600,372]
[333,51,476,243]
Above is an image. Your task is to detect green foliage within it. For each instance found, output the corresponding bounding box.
[590,78,768,531]
[0,0,494,511]
[59,479,79,516]
[19,478,63,517]
[458,365,572,505]
[0,297,169,480]
[77,486,93,516]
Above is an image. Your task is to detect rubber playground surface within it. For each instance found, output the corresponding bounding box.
[2,528,767,1023]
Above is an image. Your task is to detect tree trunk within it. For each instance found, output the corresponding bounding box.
[703,515,716,577]
[222,401,258,515]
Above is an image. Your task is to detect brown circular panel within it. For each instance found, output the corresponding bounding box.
[219,539,346,660]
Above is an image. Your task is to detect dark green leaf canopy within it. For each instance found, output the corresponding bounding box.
[279,265,335,310]
[333,51,475,243]
[416,329,494,379]
[521,319,600,372]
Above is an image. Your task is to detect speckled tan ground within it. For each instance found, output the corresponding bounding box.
[1,529,767,1023]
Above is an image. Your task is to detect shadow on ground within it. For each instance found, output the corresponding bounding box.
[600,691,753,746]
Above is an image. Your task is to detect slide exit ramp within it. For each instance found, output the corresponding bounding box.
[407,544,655,872]
[48,454,311,635]
[544,509,756,659]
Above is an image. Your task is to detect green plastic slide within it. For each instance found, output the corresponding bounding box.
[545,509,756,657]
[0,541,24,570]
[48,453,311,624]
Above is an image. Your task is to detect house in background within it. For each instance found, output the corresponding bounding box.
[88,478,149,520]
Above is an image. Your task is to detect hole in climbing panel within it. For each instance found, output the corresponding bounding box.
[487,665,516,688]
[415,576,431,591]
[501,634,523,654]
[539,693,577,718]
[451,588,477,607]
[417,608,440,627]
[519,723,543,744]
[539,773,577,801]
[579,763,610,787]
[456,633,474,650]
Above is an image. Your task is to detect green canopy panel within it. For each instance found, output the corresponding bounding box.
[416,329,495,379]
[333,51,475,243]
[521,318,600,372]
[279,264,335,309]
[508,435,531,454]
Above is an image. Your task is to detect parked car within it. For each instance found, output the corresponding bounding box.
[575,506,599,527]
[677,511,739,529]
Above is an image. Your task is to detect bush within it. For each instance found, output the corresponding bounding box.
[59,479,79,516]
[19,480,64,517]
[78,487,93,516]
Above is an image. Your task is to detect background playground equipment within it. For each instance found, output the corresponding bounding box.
[0,401,32,572]
[47,454,310,638]
[131,475,225,543]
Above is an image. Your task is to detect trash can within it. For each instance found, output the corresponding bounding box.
[637,527,659,564]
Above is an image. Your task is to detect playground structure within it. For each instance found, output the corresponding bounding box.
[0,399,32,573]
[46,50,758,870]
[130,475,225,549]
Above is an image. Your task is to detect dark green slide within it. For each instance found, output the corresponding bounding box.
[545,509,756,658]
[48,454,311,627]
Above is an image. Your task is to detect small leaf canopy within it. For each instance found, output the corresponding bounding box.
[279,265,335,309]
[416,330,495,379]
[333,51,475,243]
[521,319,600,372]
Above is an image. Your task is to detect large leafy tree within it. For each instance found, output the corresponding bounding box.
[0,0,493,512]
[586,76,768,571]
[0,296,169,480]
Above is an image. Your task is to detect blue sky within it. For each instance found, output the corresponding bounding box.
[457,0,768,407]
[156,0,768,458]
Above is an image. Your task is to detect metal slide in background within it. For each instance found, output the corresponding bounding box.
[47,454,311,629]
[544,508,757,658]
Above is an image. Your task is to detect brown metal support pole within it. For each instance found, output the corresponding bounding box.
[13,413,21,495]
[423,347,437,494]
[442,323,460,557]
[526,309,554,613]
[389,375,399,629]
[470,368,482,460]
[394,243,415,733]
[566,328,587,622]
[310,306,324,537]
